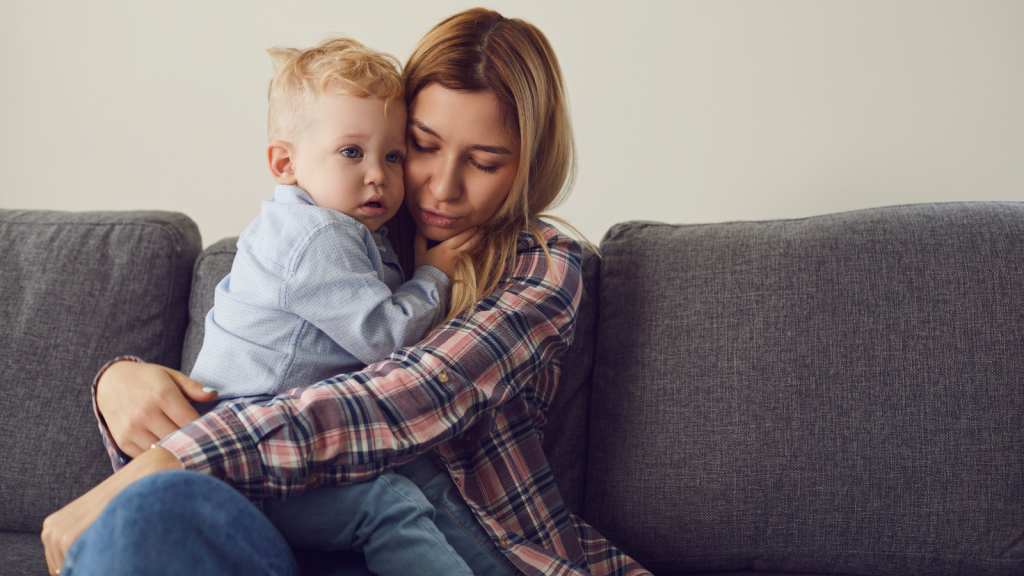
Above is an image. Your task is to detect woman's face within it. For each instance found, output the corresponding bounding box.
[404,84,521,242]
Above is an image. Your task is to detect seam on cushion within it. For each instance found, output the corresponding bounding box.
[157,221,188,369]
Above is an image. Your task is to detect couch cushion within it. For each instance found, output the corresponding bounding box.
[181,237,238,377]
[0,210,200,543]
[586,202,1024,575]
[541,246,600,517]
[181,238,600,518]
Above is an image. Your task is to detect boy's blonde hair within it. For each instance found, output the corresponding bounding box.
[267,37,404,143]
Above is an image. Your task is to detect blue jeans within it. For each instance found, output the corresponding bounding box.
[62,470,300,576]
[262,457,472,575]
[63,462,520,575]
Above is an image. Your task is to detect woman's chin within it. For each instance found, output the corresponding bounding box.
[417,226,459,243]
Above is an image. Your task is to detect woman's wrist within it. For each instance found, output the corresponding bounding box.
[99,447,185,508]
[94,356,145,419]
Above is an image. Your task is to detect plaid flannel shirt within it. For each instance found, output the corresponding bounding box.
[95,221,650,576]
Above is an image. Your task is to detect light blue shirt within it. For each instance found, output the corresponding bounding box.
[189,185,450,398]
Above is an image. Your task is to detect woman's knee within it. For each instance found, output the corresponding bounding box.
[65,471,300,576]
[107,470,238,518]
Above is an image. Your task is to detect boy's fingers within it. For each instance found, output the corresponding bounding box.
[459,228,485,253]
[441,226,479,248]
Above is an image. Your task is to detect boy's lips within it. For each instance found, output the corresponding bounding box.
[359,196,388,218]
[418,207,458,228]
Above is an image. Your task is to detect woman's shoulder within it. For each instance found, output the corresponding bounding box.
[517,219,583,256]
[507,219,584,292]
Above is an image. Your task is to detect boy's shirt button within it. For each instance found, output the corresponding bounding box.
[438,371,450,383]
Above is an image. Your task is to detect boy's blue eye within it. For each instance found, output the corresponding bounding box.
[385,152,403,164]
[340,147,362,159]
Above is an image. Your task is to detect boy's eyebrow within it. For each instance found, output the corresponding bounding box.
[410,119,513,155]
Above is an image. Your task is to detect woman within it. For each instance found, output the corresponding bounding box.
[42,8,649,576]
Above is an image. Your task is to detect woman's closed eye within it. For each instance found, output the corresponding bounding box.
[469,157,498,174]
[410,139,436,154]
[413,139,499,173]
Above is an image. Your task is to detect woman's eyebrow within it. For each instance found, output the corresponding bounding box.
[410,119,442,141]
[410,119,513,155]
[471,144,513,155]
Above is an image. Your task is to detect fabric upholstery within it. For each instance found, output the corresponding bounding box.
[0,532,49,576]
[0,210,200,567]
[542,246,600,517]
[181,237,239,377]
[586,202,1024,575]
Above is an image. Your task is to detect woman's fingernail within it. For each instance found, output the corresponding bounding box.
[202,387,217,393]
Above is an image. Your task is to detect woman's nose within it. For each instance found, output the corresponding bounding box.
[430,159,461,202]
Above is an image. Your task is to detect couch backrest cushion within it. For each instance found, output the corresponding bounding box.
[586,202,1024,575]
[181,238,601,518]
[0,210,200,534]
[540,247,600,517]
[180,237,238,377]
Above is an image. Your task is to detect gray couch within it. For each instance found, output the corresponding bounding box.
[2,202,1022,576]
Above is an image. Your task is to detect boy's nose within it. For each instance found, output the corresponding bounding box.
[364,162,387,187]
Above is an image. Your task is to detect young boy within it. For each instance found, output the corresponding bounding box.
[187,38,480,575]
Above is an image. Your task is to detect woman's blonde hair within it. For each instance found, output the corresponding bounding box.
[395,8,579,325]
[267,37,404,143]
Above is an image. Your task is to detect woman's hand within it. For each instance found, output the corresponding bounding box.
[96,361,218,457]
[41,446,184,575]
[414,227,483,278]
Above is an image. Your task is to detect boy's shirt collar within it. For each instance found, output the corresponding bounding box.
[271,183,392,252]
[273,184,316,206]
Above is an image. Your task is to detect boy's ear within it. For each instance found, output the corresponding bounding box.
[267,140,298,185]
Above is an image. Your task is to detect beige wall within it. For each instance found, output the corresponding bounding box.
[2,1,1022,246]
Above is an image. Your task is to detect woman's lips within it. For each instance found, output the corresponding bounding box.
[418,207,458,228]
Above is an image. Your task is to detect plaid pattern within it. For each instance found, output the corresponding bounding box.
[96,221,650,576]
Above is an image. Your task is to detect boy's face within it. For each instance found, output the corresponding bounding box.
[289,94,407,232]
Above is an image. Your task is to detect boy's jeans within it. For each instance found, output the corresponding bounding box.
[264,454,519,576]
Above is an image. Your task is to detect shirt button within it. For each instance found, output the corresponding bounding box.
[309,473,322,485]
[498,537,510,550]
[438,371,450,383]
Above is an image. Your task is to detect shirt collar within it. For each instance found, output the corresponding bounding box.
[273,185,316,205]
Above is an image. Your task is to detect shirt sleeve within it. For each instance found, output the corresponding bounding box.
[284,222,450,365]
[159,232,582,501]
[91,356,145,472]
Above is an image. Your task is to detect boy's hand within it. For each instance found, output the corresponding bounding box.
[414,227,483,278]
